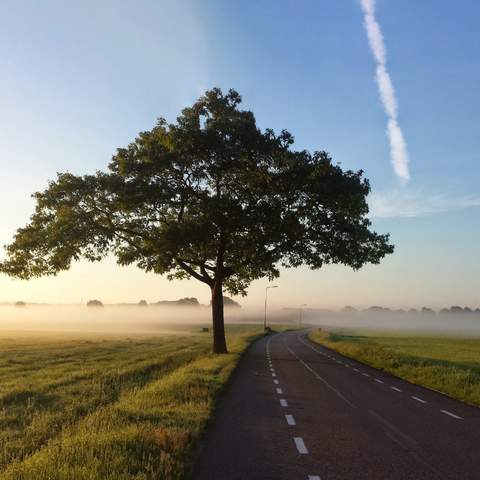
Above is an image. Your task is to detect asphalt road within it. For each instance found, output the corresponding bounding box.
[193,330,480,480]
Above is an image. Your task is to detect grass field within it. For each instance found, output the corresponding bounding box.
[310,329,480,407]
[0,324,267,479]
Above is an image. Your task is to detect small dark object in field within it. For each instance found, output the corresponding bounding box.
[264,326,273,334]
[318,327,322,332]
[14,301,26,307]
[202,327,209,333]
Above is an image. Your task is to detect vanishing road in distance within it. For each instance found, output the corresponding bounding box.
[194,331,480,480]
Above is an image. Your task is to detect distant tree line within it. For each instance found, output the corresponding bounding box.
[341,305,480,315]
[83,296,241,308]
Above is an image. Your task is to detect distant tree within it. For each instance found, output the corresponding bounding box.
[421,307,434,314]
[14,301,26,307]
[177,297,200,306]
[0,88,394,353]
[341,305,357,313]
[155,297,200,307]
[211,296,241,308]
[450,306,464,314]
[408,308,418,314]
[86,299,103,308]
[368,306,389,312]
[138,299,148,306]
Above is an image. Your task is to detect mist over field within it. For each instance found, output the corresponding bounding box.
[305,309,480,336]
[0,304,297,334]
[1,303,479,336]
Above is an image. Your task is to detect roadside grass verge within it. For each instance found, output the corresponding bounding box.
[0,325,273,479]
[309,330,480,407]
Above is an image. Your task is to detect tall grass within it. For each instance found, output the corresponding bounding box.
[0,325,264,479]
[310,330,480,407]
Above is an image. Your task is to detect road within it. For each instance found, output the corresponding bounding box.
[193,330,480,480]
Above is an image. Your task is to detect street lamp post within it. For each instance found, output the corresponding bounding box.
[299,304,308,327]
[264,286,278,331]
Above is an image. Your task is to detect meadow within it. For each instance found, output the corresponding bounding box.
[310,329,480,407]
[0,324,265,479]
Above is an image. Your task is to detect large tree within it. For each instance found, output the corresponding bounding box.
[0,88,393,353]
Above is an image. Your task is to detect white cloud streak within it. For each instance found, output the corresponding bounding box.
[360,0,410,183]
[369,189,480,218]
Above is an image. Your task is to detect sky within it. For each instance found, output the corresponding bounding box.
[0,0,479,310]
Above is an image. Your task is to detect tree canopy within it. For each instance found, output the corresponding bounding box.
[0,88,394,352]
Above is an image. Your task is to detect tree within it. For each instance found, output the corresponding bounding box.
[86,299,103,308]
[138,299,148,307]
[155,297,200,307]
[0,88,394,353]
[223,296,241,308]
[421,307,434,314]
[210,296,241,308]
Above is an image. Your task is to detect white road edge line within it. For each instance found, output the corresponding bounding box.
[411,396,427,404]
[391,386,402,392]
[280,399,288,407]
[441,409,463,420]
[285,414,296,425]
[294,437,308,454]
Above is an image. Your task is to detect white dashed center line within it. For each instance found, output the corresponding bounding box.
[285,344,355,408]
[308,476,321,480]
[276,387,283,394]
[273,379,279,384]
[285,414,296,425]
[294,437,308,454]
[411,396,427,404]
[441,409,463,420]
[362,373,370,377]
[280,398,288,407]
[391,386,402,392]
[353,368,360,372]
[375,379,384,384]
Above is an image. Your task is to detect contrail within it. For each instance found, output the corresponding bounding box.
[360,0,410,183]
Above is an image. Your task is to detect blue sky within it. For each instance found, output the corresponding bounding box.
[0,0,479,308]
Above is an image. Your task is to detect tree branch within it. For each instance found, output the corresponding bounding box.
[176,258,213,285]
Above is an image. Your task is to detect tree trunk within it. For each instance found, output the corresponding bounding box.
[210,280,228,353]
